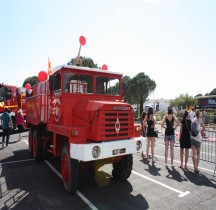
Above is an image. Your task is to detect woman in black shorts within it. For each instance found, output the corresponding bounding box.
[143,107,156,164]
[179,110,191,169]
[161,107,179,167]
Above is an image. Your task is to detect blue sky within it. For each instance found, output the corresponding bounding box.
[0,0,215,99]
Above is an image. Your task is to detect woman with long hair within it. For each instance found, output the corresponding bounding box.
[179,110,191,169]
[161,107,179,167]
[140,111,147,137]
[143,107,156,164]
[190,110,205,173]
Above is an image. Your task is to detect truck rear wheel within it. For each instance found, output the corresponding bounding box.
[33,128,44,160]
[61,144,79,194]
[28,127,34,154]
[112,154,133,181]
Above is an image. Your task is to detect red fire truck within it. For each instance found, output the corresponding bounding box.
[0,83,26,129]
[26,64,145,194]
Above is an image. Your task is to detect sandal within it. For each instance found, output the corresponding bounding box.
[194,168,200,173]
[179,165,183,169]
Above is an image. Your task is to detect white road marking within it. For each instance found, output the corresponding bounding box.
[132,170,190,197]
[0,159,34,165]
[23,139,99,210]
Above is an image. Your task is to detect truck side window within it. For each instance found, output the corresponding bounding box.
[107,78,120,96]
[96,76,120,95]
[5,88,12,100]
[54,73,61,91]
[0,85,5,102]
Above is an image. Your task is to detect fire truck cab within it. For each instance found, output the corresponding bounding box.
[26,65,145,194]
[0,83,26,129]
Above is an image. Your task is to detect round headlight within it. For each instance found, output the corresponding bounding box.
[92,146,101,158]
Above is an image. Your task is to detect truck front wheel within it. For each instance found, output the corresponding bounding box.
[61,144,79,194]
[112,154,133,181]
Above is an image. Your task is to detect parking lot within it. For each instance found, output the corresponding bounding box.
[0,130,216,210]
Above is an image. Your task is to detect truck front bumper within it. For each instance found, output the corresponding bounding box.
[70,136,146,161]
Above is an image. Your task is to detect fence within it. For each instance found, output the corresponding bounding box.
[200,130,216,163]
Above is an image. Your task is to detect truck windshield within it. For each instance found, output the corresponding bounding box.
[0,85,5,102]
[96,76,120,95]
[64,73,93,94]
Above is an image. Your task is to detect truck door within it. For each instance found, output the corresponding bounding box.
[51,73,62,124]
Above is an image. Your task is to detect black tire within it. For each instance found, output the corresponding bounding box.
[112,154,133,181]
[28,127,34,154]
[61,144,79,194]
[32,127,44,160]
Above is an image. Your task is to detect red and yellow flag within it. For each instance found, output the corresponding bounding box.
[48,57,52,76]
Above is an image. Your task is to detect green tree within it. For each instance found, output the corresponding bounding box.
[70,56,98,68]
[209,88,216,95]
[195,94,202,97]
[22,76,38,87]
[127,73,156,115]
[170,93,195,109]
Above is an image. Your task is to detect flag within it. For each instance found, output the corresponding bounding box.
[48,57,52,76]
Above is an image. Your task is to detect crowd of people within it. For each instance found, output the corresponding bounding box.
[140,107,205,173]
[1,108,24,147]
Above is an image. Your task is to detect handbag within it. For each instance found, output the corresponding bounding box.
[153,130,158,138]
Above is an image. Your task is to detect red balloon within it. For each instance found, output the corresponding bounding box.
[79,36,86,46]
[38,71,48,82]
[102,64,108,70]
[25,83,31,90]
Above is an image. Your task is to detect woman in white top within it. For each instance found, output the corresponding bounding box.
[190,110,205,173]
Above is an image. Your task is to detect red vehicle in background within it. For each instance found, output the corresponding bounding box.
[0,83,26,129]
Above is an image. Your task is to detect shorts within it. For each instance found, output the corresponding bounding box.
[17,125,24,133]
[190,138,201,148]
[164,134,175,141]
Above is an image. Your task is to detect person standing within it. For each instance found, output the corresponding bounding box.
[143,107,156,164]
[1,108,12,147]
[189,107,195,121]
[15,109,24,140]
[140,111,147,137]
[161,107,179,167]
[201,109,206,125]
[190,110,205,173]
[179,110,191,169]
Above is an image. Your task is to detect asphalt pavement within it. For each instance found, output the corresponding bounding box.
[0,130,216,210]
